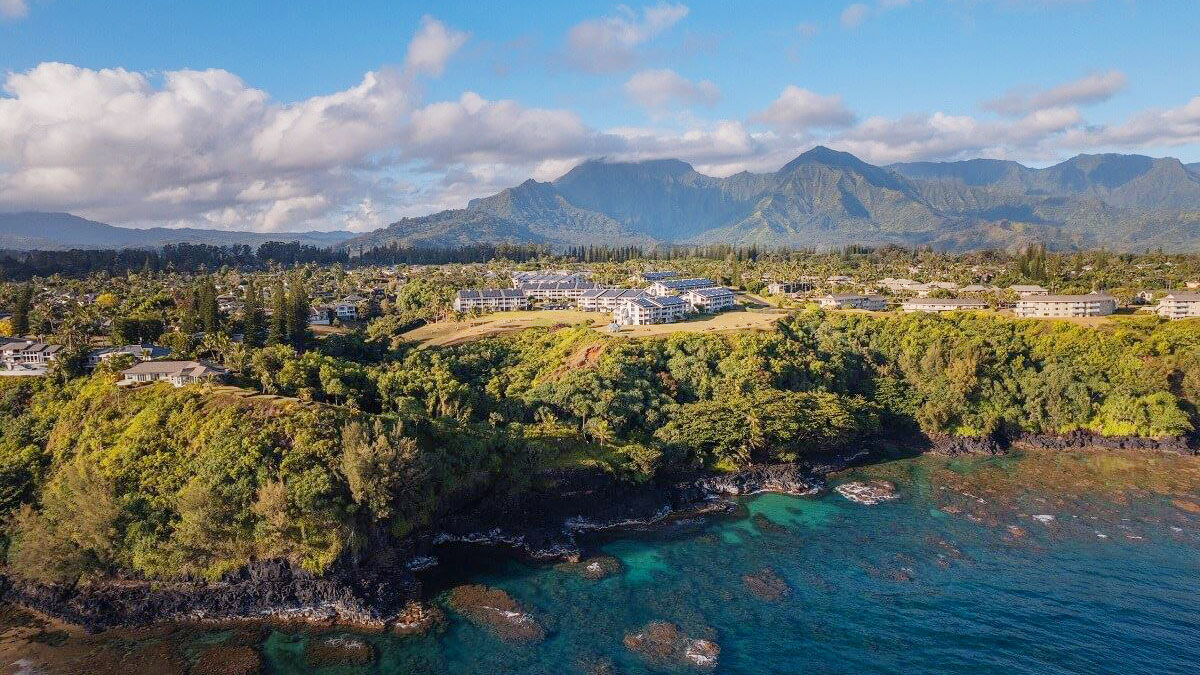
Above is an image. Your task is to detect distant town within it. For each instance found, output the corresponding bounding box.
[2,246,1197,382]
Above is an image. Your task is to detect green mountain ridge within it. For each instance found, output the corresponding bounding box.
[0,212,355,251]
[353,147,1200,252]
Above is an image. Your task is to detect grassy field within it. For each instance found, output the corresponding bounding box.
[401,306,785,346]
[402,310,601,346]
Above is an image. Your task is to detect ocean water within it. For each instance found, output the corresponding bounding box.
[261,466,1200,675]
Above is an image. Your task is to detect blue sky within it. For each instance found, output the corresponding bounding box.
[1,0,1198,231]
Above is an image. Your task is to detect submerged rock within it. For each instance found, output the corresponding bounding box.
[192,645,262,675]
[446,585,545,643]
[304,635,375,668]
[623,621,719,670]
[391,601,444,636]
[835,481,898,505]
[742,568,791,602]
[751,513,788,534]
[1171,499,1200,514]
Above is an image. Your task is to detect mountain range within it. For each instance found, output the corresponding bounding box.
[345,147,1200,253]
[6,148,1200,253]
[0,212,353,251]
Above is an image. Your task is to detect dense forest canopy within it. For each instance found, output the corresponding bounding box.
[1,310,1196,585]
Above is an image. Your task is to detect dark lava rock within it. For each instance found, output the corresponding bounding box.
[304,635,375,668]
[742,568,791,602]
[191,645,262,675]
[623,621,719,670]
[391,601,445,636]
[446,585,545,643]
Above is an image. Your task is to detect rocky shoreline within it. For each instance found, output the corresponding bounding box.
[1,431,1191,633]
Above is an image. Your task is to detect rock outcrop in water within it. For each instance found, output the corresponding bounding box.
[743,567,791,602]
[835,481,899,505]
[623,621,720,670]
[445,585,545,642]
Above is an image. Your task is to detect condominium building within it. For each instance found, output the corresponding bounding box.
[1014,294,1116,318]
[900,298,989,313]
[818,294,888,311]
[766,281,813,295]
[516,278,599,301]
[577,288,650,312]
[1008,284,1049,297]
[453,289,530,313]
[614,295,689,325]
[1155,292,1200,320]
[646,278,718,296]
[682,287,736,313]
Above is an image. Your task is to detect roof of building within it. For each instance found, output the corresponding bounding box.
[580,288,648,300]
[121,359,228,377]
[456,288,528,300]
[653,277,717,290]
[91,344,170,358]
[1008,285,1049,291]
[640,271,677,281]
[1164,292,1200,301]
[625,295,688,309]
[1017,294,1116,302]
[902,298,988,307]
[684,286,734,298]
[823,293,885,301]
[516,279,598,291]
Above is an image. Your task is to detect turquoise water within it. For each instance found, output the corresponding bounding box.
[264,485,1200,674]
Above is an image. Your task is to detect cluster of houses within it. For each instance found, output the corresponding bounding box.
[0,339,62,375]
[454,271,736,325]
[0,336,228,388]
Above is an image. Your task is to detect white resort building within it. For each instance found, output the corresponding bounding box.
[516,278,598,301]
[682,287,736,313]
[1155,292,1200,320]
[900,298,989,313]
[1014,294,1116,318]
[453,289,530,313]
[614,295,689,325]
[577,288,650,312]
[119,360,228,387]
[646,278,719,296]
[818,294,888,311]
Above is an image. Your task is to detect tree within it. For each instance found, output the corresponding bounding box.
[267,279,288,345]
[286,273,310,350]
[10,282,31,336]
[340,419,419,522]
[242,278,267,348]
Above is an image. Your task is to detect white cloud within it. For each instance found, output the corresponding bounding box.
[404,15,470,77]
[1061,96,1200,150]
[751,86,856,131]
[624,69,720,109]
[840,3,870,27]
[832,106,1083,164]
[983,70,1126,116]
[565,2,690,72]
[0,0,28,19]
